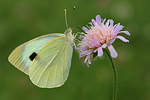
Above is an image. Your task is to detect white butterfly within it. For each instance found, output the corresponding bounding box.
[8,8,75,88]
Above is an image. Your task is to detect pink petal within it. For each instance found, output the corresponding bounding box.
[88,58,91,64]
[88,22,93,26]
[84,55,91,67]
[102,18,106,25]
[79,52,82,58]
[114,23,124,34]
[98,47,103,57]
[86,62,90,67]
[119,31,130,36]
[84,56,89,63]
[82,27,88,33]
[108,45,118,58]
[89,43,99,47]
[96,15,101,25]
[92,19,96,25]
[76,47,88,50]
[93,39,101,46]
[102,43,107,48]
[109,37,116,44]
[81,50,93,55]
[105,19,110,27]
[103,18,106,24]
[110,20,114,28]
[117,36,129,42]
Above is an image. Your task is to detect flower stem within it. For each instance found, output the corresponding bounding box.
[105,50,117,100]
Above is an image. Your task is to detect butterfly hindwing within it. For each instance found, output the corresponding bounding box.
[29,36,73,88]
[8,33,64,75]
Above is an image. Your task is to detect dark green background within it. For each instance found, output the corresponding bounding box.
[0,0,150,100]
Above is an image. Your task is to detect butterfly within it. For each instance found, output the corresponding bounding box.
[8,27,75,88]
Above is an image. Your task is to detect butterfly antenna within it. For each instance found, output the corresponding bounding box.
[68,6,76,26]
[64,9,68,28]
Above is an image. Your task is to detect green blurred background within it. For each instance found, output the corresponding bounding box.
[0,0,150,100]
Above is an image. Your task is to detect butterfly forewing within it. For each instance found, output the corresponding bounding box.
[8,33,64,75]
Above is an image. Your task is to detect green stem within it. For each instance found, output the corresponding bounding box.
[105,50,117,100]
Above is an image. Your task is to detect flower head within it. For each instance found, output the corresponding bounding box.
[77,15,130,67]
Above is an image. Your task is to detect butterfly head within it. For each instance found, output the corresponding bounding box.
[65,28,72,34]
[64,28,74,44]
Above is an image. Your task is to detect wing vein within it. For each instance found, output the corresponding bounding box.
[30,45,61,80]
[43,41,66,86]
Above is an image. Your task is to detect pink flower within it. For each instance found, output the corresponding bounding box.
[77,15,130,67]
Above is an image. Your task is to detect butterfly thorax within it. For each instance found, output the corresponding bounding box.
[64,28,74,45]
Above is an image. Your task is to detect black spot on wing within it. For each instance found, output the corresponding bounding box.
[29,52,37,61]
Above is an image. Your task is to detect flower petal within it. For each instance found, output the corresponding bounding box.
[98,47,103,57]
[79,52,83,58]
[86,62,90,67]
[81,50,93,56]
[110,19,114,28]
[117,36,129,42]
[89,43,99,47]
[119,31,130,36]
[84,56,89,63]
[84,55,91,67]
[93,38,101,46]
[102,18,106,25]
[92,19,96,25]
[82,27,88,33]
[96,15,101,25]
[109,38,116,44]
[105,19,110,27]
[114,23,124,34]
[102,43,107,48]
[108,45,118,58]
[88,58,91,64]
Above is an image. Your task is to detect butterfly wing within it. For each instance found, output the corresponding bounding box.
[8,33,64,75]
[29,36,73,88]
